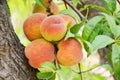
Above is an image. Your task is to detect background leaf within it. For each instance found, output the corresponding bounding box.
[102,0,116,12]
[80,4,108,13]
[103,13,120,37]
[90,35,114,53]
[71,0,80,6]
[60,9,80,22]
[112,44,120,80]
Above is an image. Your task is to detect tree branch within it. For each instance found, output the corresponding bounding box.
[117,0,120,4]
[72,64,101,74]
[78,63,83,80]
[63,0,85,20]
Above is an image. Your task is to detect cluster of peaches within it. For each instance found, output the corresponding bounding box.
[23,0,83,68]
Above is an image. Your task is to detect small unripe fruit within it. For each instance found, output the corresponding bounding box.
[59,14,76,28]
[25,39,55,68]
[50,2,60,14]
[32,3,48,14]
[23,13,47,41]
[57,38,83,66]
[40,15,67,41]
[32,0,59,15]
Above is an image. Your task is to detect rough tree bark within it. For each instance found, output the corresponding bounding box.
[0,0,37,80]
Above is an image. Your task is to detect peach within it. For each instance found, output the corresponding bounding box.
[32,0,59,15]
[25,39,55,68]
[32,3,48,14]
[57,38,83,66]
[23,13,47,41]
[50,2,60,14]
[40,15,67,41]
[59,14,76,28]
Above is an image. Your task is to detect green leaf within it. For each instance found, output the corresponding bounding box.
[60,9,80,22]
[102,0,116,12]
[80,4,108,14]
[64,30,75,40]
[71,73,81,80]
[103,13,120,37]
[56,67,71,80]
[112,44,120,80]
[37,72,55,79]
[70,16,86,34]
[35,0,46,8]
[72,0,79,6]
[83,40,92,56]
[40,62,56,72]
[87,20,107,42]
[82,16,104,41]
[114,11,120,24]
[90,35,114,53]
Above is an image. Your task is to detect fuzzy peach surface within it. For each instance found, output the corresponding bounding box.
[40,15,67,41]
[57,38,83,66]
[23,13,47,41]
[25,39,55,68]
[59,14,76,28]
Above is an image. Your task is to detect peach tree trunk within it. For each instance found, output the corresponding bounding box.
[0,0,37,80]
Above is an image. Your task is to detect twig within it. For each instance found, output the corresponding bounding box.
[63,0,85,20]
[117,0,120,4]
[54,51,61,80]
[72,65,100,74]
[78,63,83,80]
[79,65,99,74]
[63,1,68,9]
[47,0,53,16]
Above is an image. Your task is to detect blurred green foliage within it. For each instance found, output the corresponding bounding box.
[8,0,34,46]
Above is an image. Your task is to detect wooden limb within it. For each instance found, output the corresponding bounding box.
[0,0,37,80]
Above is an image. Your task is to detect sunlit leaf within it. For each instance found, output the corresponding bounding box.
[64,30,75,40]
[37,72,55,79]
[40,62,56,72]
[56,67,71,80]
[90,35,114,53]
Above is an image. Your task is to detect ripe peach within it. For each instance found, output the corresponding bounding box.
[59,14,76,28]
[25,39,55,68]
[32,0,59,15]
[32,3,48,14]
[23,13,47,41]
[40,15,67,41]
[57,38,83,66]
